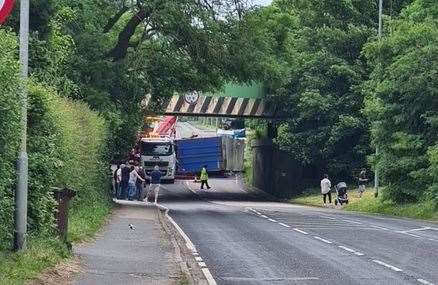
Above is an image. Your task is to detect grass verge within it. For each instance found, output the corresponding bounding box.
[290,188,438,221]
[0,236,69,285]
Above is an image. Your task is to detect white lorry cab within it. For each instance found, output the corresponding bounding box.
[139,137,176,183]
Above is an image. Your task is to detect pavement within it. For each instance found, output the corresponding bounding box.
[159,178,438,285]
[73,202,182,285]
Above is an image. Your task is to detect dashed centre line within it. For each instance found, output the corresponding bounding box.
[372,260,403,272]
[248,209,437,285]
[313,236,332,244]
[338,246,364,256]
[293,228,309,235]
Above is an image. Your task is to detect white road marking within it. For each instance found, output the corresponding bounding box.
[160,205,217,285]
[372,260,403,272]
[293,228,309,235]
[260,215,269,219]
[278,223,291,228]
[338,246,364,256]
[268,218,277,222]
[320,215,336,220]
[417,278,435,285]
[202,268,217,284]
[313,236,332,244]
[342,219,363,225]
[399,227,433,234]
[195,256,203,261]
[371,225,390,231]
[405,233,421,238]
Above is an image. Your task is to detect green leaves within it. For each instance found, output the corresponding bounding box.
[364,0,438,202]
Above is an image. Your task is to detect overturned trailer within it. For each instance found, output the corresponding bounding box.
[175,136,245,175]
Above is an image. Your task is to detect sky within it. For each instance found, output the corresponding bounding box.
[252,0,272,7]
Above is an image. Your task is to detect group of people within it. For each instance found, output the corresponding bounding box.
[320,169,368,206]
[113,162,162,204]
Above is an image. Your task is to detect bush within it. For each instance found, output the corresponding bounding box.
[0,29,110,282]
[52,94,111,241]
[0,30,23,249]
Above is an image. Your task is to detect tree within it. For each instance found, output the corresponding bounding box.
[238,0,377,181]
[363,0,438,202]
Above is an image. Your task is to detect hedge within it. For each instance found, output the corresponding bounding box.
[0,29,111,251]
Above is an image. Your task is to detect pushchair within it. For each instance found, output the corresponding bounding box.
[334,182,349,206]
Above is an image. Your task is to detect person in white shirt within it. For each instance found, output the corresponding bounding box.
[320,174,332,206]
[128,166,144,201]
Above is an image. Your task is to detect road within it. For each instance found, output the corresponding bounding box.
[159,178,438,285]
[175,121,217,139]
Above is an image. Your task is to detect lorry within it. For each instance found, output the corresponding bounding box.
[139,137,176,183]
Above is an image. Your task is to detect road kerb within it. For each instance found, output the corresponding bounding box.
[158,204,217,285]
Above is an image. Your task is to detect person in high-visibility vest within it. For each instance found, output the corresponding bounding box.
[200,165,211,190]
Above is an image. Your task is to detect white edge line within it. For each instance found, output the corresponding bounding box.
[372,259,403,272]
[268,218,277,222]
[313,236,332,244]
[198,262,207,267]
[417,278,435,285]
[405,233,421,238]
[278,223,291,228]
[372,225,390,231]
[260,215,269,219]
[342,219,363,225]
[293,228,309,235]
[161,205,217,285]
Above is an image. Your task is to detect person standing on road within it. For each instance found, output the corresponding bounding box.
[136,166,147,201]
[320,174,332,206]
[128,166,145,201]
[145,165,162,205]
[357,169,368,198]
[200,165,211,190]
[120,163,130,200]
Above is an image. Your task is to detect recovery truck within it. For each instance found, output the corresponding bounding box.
[138,116,177,183]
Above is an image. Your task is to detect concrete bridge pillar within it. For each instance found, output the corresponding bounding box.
[251,138,274,194]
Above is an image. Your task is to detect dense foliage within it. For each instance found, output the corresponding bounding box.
[7,0,253,161]
[235,0,378,181]
[0,30,21,247]
[238,0,436,205]
[363,0,438,202]
[0,25,109,252]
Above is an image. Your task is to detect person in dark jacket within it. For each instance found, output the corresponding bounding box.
[120,162,131,200]
[136,166,147,201]
[113,164,120,198]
